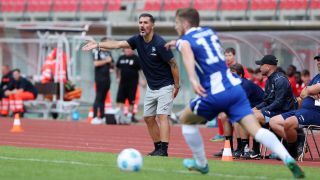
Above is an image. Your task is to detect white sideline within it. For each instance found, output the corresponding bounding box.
[0,156,289,180]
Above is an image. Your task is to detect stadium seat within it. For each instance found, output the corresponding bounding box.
[144,0,162,11]
[53,0,79,12]
[251,0,278,10]
[163,0,192,11]
[80,0,107,12]
[311,0,320,9]
[279,0,309,20]
[250,0,279,20]
[220,0,249,20]
[193,0,219,10]
[310,0,320,20]
[0,0,26,12]
[107,0,121,11]
[279,0,308,10]
[27,0,53,12]
[220,0,248,11]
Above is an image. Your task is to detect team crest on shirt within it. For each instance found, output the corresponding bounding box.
[150,46,157,56]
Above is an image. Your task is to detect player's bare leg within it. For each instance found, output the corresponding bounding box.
[239,114,305,179]
[180,107,209,174]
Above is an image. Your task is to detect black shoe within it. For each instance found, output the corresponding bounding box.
[151,149,168,157]
[240,150,251,159]
[213,149,224,157]
[147,149,157,156]
[296,130,306,159]
[232,149,242,159]
[131,116,139,123]
[249,151,262,160]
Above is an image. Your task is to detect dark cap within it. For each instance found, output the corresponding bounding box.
[314,55,320,60]
[255,55,278,65]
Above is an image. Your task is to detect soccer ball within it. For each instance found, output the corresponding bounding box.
[117,148,143,172]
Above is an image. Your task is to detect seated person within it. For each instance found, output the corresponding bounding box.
[213,64,265,159]
[5,69,37,116]
[270,55,320,158]
[0,65,13,116]
[253,55,297,125]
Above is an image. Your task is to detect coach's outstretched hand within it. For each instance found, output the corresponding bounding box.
[164,40,177,50]
[82,40,98,51]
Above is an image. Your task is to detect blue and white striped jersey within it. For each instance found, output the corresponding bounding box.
[176,27,241,95]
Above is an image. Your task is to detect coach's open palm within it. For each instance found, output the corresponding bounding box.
[82,41,98,51]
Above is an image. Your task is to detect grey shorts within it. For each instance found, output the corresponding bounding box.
[143,85,174,117]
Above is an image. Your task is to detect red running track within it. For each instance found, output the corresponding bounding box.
[0,117,319,167]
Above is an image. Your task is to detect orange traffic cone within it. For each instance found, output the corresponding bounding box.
[10,113,24,133]
[87,107,94,123]
[221,140,233,162]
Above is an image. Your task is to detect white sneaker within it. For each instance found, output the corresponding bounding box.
[91,117,102,125]
[100,117,106,124]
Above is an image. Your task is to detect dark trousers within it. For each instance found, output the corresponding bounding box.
[93,80,110,118]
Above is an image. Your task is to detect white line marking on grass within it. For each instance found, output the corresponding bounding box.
[0,156,103,167]
[0,156,290,180]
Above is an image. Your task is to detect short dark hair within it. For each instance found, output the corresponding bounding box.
[254,68,261,74]
[301,69,310,76]
[288,64,297,71]
[100,37,109,42]
[12,68,21,73]
[176,8,200,27]
[230,63,244,78]
[224,47,236,55]
[139,13,155,24]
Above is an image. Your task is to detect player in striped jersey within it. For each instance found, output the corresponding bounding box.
[165,8,304,178]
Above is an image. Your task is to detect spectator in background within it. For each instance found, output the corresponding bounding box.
[301,69,311,87]
[91,37,114,125]
[295,71,304,96]
[252,68,266,90]
[224,47,251,79]
[0,65,13,116]
[5,69,37,116]
[116,47,142,123]
[287,65,298,97]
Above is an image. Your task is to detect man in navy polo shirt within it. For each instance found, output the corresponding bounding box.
[82,13,180,156]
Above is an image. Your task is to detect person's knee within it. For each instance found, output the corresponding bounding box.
[284,117,298,132]
[144,116,156,124]
[269,115,284,129]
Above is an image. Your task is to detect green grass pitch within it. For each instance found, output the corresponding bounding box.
[0,146,318,180]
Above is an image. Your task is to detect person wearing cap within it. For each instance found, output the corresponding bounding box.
[251,55,297,159]
[270,55,320,159]
[253,55,297,126]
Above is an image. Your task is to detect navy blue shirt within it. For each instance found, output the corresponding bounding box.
[8,77,38,98]
[241,78,264,108]
[127,34,174,90]
[256,71,297,113]
[301,74,320,111]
